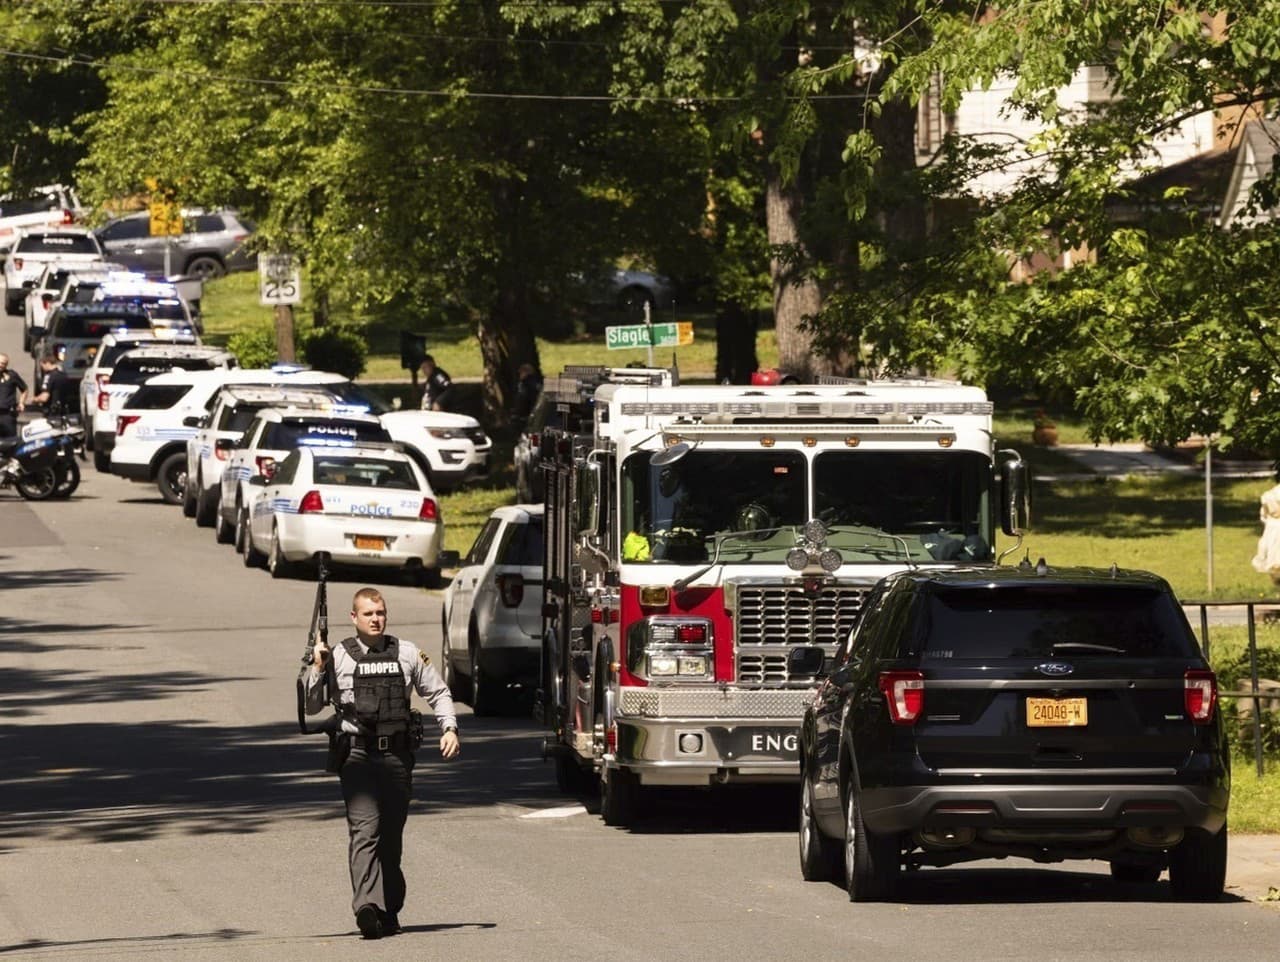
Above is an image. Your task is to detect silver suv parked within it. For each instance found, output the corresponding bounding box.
[94,209,255,279]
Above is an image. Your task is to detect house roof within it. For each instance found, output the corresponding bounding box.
[1219,117,1280,227]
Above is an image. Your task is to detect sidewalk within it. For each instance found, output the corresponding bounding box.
[1044,442,1273,482]
[1230,834,1280,905]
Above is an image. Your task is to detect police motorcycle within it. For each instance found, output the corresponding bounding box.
[0,414,84,500]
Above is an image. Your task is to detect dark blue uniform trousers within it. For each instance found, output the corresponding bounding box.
[340,746,413,917]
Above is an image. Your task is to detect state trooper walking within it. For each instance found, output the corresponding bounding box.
[304,587,460,939]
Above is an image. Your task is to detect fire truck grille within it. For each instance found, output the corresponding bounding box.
[734,584,870,686]
[621,688,812,719]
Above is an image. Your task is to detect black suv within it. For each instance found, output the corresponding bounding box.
[793,563,1229,902]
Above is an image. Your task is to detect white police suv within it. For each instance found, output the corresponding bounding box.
[379,410,491,491]
[440,504,544,713]
[85,343,233,472]
[184,384,340,527]
[110,366,357,504]
[241,442,443,584]
[216,403,393,550]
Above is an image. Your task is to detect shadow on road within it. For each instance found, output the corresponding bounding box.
[0,565,120,591]
[806,864,1247,905]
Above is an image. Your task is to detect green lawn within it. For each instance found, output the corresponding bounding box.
[199,271,779,381]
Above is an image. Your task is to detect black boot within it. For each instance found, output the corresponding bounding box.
[356,904,384,940]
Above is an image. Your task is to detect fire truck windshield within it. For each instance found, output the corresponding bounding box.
[621,448,994,564]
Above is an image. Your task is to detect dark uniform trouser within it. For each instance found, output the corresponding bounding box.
[340,745,413,917]
[0,412,17,440]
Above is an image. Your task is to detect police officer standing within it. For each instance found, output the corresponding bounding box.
[0,353,27,439]
[418,354,454,412]
[31,355,71,416]
[304,588,460,939]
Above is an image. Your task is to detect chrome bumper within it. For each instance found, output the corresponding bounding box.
[611,686,810,787]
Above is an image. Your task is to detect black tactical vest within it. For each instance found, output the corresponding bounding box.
[342,636,410,737]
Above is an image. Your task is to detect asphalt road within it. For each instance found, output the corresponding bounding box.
[2,311,1280,962]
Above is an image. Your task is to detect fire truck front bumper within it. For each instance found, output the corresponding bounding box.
[611,686,810,786]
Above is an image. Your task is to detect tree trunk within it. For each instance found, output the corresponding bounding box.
[767,172,828,380]
[274,304,296,362]
[479,287,540,427]
[715,302,758,384]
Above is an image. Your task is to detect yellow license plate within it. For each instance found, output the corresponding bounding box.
[1026,697,1088,727]
[354,535,386,551]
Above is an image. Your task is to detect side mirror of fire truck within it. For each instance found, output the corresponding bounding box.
[999,453,1032,536]
[575,461,601,536]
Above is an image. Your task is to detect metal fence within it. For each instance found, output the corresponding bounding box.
[1183,600,1279,778]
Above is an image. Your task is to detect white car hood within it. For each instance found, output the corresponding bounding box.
[380,410,481,429]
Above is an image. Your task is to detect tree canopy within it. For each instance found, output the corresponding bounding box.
[3,1,1280,451]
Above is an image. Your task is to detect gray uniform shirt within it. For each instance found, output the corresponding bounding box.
[304,635,457,736]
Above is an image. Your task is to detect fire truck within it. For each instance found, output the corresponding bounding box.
[535,366,1030,826]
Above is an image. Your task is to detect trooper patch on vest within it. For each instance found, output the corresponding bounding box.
[342,636,410,738]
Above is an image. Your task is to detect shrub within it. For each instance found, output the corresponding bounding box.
[302,326,367,380]
[226,323,278,369]
[1215,646,1280,759]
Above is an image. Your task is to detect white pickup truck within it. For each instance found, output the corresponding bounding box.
[4,227,106,315]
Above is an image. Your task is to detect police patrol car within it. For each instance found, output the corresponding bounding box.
[241,442,443,584]
[110,366,359,504]
[216,403,393,551]
[184,384,342,527]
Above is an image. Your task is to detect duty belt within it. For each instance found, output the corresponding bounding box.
[358,731,409,752]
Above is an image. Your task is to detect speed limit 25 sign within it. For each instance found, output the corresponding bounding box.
[258,253,302,306]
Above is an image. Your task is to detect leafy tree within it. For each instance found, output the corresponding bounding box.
[65,0,711,420]
[862,1,1280,452]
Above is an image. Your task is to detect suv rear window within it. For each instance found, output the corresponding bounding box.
[218,402,273,433]
[112,356,220,385]
[0,193,62,217]
[914,585,1200,660]
[16,233,99,254]
[261,419,390,449]
[124,384,192,410]
[50,311,152,338]
[499,517,544,565]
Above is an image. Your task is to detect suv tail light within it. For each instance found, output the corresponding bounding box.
[497,573,524,607]
[255,455,276,477]
[96,376,112,410]
[299,490,324,514]
[418,497,438,522]
[61,209,75,224]
[41,293,53,308]
[116,414,141,436]
[12,257,22,271]
[1185,669,1217,724]
[879,671,925,725]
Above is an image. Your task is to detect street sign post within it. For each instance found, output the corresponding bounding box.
[258,253,302,306]
[605,321,694,350]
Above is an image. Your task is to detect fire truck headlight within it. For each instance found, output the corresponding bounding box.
[627,616,714,683]
[650,654,678,676]
[819,548,843,572]
[678,655,708,676]
[786,547,809,571]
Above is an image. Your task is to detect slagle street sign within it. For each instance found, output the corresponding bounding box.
[605,322,694,350]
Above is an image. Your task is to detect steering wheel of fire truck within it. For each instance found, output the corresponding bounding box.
[898,520,960,535]
[650,526,707,563]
